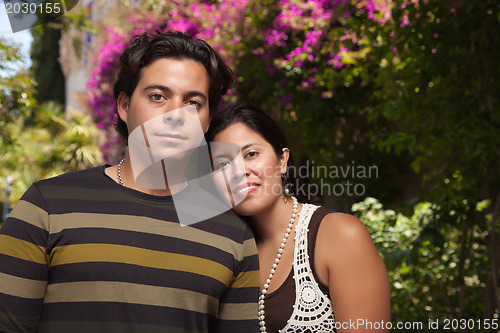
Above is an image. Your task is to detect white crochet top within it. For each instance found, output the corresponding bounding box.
[279,204,336,332]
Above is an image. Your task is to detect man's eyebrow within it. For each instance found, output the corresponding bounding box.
[185,90,208,103]
[144,84,171,93]
[144,85,208,103]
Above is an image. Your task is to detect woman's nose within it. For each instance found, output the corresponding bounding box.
[232,155,249,179]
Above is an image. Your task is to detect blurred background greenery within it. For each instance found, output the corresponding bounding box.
[1,0,498,331]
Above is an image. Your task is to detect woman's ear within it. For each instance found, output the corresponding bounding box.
[117,92,130,125]
[280,148,290,174]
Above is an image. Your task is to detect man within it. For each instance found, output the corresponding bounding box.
[0,32,259,332]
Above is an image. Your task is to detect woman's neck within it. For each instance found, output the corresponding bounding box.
[250,197,300,244]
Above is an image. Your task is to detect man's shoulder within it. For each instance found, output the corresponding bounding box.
[202,209,255,245]
[35,165,105,187]
[13,166,109,213]
[31,166,109,198]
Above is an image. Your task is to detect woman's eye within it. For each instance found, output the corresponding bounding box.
[215,160,231,170]
[245,151,259,159]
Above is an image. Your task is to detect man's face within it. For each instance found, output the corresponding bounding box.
[118,58,211,161]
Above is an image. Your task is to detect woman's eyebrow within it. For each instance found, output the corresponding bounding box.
[211,142,262,159]
[241,143,262,151]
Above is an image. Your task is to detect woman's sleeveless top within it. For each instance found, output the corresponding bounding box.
[265,204,337,333]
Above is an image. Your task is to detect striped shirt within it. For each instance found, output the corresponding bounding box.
[0,166,260,332]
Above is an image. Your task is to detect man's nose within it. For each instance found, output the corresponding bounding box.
[163,102,186,125]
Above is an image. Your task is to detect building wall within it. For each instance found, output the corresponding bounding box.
[59,0,125,114]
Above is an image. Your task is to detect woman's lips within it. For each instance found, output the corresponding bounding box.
[233,182,259,195]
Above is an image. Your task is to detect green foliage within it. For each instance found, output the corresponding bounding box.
[31,25,65,105]
[0,38,37,121]
[0,101,103,205]
[1,35,102,217]
[359,0,500,317]
[353,197,492,329]
[366,0,500,188]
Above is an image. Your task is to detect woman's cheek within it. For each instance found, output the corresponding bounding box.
[253,160,277,179]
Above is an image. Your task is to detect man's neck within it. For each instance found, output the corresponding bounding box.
[107,156,188,196]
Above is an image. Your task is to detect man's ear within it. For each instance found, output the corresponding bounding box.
[280,148,290,174]
[117,92,130,125]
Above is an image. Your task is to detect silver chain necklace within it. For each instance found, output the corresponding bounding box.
[116,158,188,189]
[117,158,125,186]
[259,196,298,332]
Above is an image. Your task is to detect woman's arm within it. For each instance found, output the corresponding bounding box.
[315,212,391,332]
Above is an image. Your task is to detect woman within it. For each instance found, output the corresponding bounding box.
[205,102,391,333]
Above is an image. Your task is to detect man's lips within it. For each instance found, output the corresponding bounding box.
[233,182,259,195]
[154,133,187,142]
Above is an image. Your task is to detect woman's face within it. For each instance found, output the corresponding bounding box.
[211,122,289,216]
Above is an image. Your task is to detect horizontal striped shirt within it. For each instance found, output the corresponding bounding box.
[0,166,259,332]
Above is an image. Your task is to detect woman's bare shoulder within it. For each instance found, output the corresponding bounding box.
[318,212,373,244]
[315,210,384,273]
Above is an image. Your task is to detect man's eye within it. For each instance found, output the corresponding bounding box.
[187,100,202,107]
[151,94,164,101]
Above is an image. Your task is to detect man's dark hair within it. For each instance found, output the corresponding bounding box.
[113,31,234,143]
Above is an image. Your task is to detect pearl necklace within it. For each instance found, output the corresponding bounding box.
[259,196,298,332]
